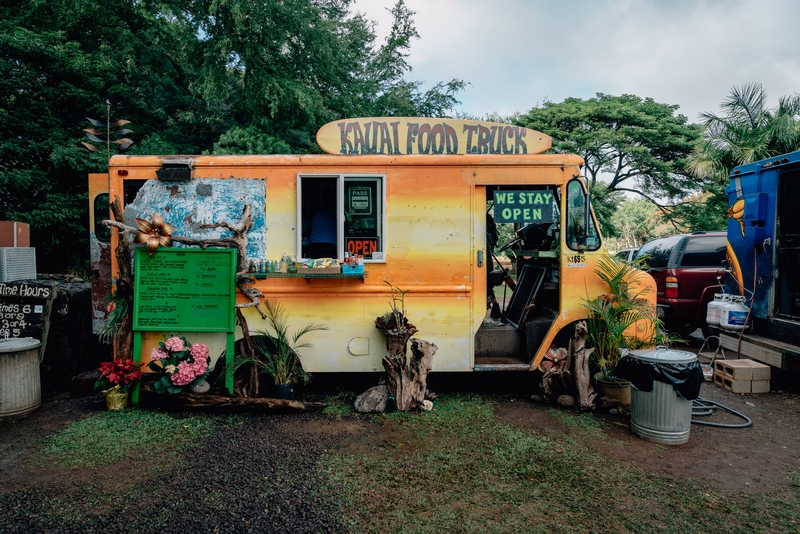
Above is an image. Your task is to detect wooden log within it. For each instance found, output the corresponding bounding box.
[110,196,134,361]
[138,382,325,413]
[233,309,259,397]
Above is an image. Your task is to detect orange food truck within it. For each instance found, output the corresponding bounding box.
[88,117,656,378]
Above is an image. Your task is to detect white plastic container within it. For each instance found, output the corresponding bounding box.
[720,296,749,331]
[706,293,729,326]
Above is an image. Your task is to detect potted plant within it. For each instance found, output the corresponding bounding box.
[94,359,143,410]
[583,255,660,403]
[238,299,327,399]
[148,336,211,394]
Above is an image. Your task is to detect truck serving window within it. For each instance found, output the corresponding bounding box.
[565,179,600,251]
[298,175,385,261]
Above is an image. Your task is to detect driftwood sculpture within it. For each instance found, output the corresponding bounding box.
[235,276,266,319]
[103,204,255,273]
[374,284,437,412]
[110,197,134,361]
[103,200,259,384]
[540,320,596,411]
[232,309,260,398]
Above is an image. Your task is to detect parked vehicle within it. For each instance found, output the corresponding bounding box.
[89,117,657,382]
[635,232,726,337]
[614,247,639,262]
[722,150,800,374]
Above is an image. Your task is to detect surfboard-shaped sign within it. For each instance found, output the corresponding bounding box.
[316,117,551,156]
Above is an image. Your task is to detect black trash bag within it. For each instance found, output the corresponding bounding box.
[614,355,704,401]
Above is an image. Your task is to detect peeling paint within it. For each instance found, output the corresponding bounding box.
[125,179,267,261]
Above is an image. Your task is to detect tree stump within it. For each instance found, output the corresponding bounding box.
[375,311,438,412]
[381,338,438,412]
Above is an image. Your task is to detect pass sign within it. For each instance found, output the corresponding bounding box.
[493,190,555,223]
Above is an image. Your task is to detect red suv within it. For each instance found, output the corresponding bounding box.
[635,232,727,337]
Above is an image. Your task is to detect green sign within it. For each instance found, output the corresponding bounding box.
[133,248,237,332]
[493,190,555,224]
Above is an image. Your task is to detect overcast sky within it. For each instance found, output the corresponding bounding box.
[352,0,800,124]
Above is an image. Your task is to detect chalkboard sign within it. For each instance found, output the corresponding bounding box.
[0,281,56,359]
[133,248,237,332]
[503,264,545,329]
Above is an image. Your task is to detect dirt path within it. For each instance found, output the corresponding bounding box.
[496,379,800,494]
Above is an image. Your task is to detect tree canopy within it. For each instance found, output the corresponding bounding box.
[685,82,800,228]
[517,93,702,205]
[689,82,800,181]
[0,0,464,273]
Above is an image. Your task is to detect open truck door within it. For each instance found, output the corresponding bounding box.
[88,173,111,334]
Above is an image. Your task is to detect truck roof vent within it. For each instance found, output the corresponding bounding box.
[156,158,193,181]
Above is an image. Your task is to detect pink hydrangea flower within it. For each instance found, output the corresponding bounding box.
[150,347,169,361]
[164,337,185,352]
[190,343,209,360]
[169,361,195,386]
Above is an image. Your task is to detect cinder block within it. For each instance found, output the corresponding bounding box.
[715,359,770,381]
[749,364,771,382]
[751,380,771,394]
[713,372,751,393]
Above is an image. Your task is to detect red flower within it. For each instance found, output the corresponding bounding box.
[97,359,143,392]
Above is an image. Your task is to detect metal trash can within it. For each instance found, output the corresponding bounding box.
[615,346,704,445]
[0,337,42,418]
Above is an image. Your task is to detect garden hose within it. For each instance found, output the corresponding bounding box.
[691,397,752,428]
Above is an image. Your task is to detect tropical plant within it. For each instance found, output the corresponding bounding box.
[582,255,659,379]
[690,82,800,182]
[240,299,328,386]
[686,83,800,228]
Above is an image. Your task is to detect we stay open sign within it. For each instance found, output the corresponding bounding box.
[493,190,555,223]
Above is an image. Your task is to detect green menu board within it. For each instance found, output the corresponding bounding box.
[133,248,237,332]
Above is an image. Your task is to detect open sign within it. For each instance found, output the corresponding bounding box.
[346,237,379,258]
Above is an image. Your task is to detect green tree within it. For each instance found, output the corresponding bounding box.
[0,0,464,273]
[609,199,662,250]
[517,94,702,206]
[587,181,624,239]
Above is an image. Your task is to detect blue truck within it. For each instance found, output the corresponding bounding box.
[721,150,800,375]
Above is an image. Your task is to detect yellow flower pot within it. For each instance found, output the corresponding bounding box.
[103,387,129,411]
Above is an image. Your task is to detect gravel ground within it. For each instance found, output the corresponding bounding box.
[0,406,352,534]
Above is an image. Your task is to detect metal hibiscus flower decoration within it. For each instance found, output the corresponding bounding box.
[134,213,176,254]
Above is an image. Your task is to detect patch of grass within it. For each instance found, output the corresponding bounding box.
[322,393,800,533]
[547,408,605,437]
[321,391,359,417]
[33,408,215,468]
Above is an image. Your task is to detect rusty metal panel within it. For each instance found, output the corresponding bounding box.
[124,179,267,262]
